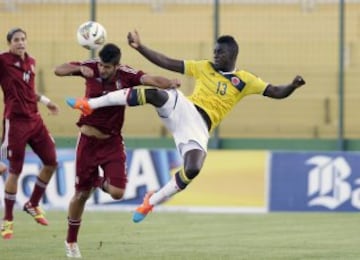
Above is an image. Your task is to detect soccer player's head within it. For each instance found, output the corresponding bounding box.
[213,35,239,71]
[6,27,27,57]
[98,43,121,80]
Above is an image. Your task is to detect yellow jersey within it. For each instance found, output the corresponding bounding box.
[185,60,268,132]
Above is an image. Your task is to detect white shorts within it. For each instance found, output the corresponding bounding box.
[156,89,209,157]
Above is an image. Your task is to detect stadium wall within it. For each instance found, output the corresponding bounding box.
[0,2,359,140]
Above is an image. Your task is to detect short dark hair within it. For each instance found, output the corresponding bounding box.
[217,35,239,57]
[99,43,121,65]
[6,27,26,43]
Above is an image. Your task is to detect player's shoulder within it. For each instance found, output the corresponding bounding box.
[0,51,11,60]
[0,51,18,64]
[79,59,98,69]
[0,51,6,63]
[185,59,210,65]
[184,59,212,73]
[237,69,261,79]
[118,64,142,75]
[81,58,98,65]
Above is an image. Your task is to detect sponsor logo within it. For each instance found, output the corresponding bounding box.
[0,149,181,208]
[306,155,360,210]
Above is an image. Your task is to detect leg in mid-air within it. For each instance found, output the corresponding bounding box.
[1,173,19,239]
[1,123,57,239]
[65,134,126,258]
[132,148,207,223]
[23,127,58,226]
[23,164,57,226]
[66,88,169,115]
[0,169,53,240]
[131,89,209,223]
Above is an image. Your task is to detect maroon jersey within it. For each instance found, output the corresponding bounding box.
[72,60,145,135]
[0,51,39,120]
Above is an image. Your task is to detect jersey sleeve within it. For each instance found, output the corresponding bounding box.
[244,71,268,95]
[184,60,199,77]
[69,61,84,76]
[119,65,145,87]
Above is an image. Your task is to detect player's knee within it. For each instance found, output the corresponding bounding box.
[145,89,168,107]
[108,188,124,200]
[185,166,201,180]
[75,190,92,202]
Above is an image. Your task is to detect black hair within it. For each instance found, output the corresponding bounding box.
[6,27,27,43]
[99,43,121,65]
[217,35,239,57]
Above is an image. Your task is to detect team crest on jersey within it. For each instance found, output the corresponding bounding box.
[230,76,245,91]
[231,77,240,86]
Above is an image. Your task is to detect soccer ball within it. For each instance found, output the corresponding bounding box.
[76,21,107,50]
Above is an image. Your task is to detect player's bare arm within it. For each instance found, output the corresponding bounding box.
[141,75,181,89]
[0,161,7,175]
[127,30,184,74]
[263,75,305,99]
[36,94,60,115]
[54,63,94,77]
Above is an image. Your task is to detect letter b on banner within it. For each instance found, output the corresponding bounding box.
[269,152,360,212]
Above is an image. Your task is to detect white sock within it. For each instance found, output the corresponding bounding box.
[88,89,131,109]
[149,177,180,206]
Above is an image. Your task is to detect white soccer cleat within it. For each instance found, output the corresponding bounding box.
[65,241,82,258]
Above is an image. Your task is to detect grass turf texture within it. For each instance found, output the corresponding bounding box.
[0,211,358,260]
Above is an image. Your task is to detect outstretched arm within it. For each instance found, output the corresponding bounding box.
[0,161,7,175]
[263,75,306,99]
[54,63,94,77]
[127,30,184,74]
[141,75,181,89]
[36,94,60,115]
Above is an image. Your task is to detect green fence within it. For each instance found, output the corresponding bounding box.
[1,1,360,150]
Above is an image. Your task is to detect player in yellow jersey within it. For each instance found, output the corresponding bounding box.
[66,30,305,223]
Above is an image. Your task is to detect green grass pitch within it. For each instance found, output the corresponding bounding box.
[1,210,358,259]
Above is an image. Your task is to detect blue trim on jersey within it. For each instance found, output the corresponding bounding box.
[223,74,246,92]
[209,63,246,92]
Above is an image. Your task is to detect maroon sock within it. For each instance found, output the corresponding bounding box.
[29,177,48,207]
[66,218,81,243]
[4,192,16,221]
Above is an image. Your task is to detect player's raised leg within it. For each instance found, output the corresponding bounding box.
[133,149,206,223]
[66,88,168,115]
[66,88,133,115]
[132,173,184,223]
[66,97,93,116]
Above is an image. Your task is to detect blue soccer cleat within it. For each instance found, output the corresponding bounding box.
[133,191,154,223]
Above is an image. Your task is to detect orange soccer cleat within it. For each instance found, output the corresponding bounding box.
[132,191,155,223]
[1,220,14,240]
[23,201,49,226]
[66,97,93,116]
